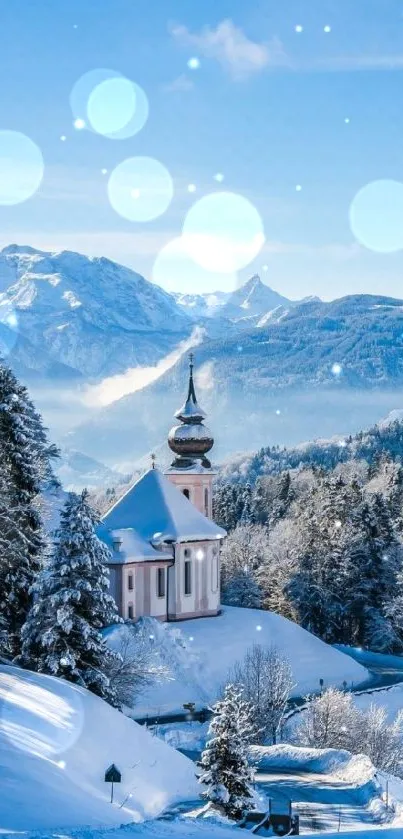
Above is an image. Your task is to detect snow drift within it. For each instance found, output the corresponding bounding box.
[250,743,376,786]
[0,665,198,831]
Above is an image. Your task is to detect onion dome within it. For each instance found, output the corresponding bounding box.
[168,354,214,468]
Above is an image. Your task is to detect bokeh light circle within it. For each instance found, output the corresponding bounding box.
[1,671,83,757]
[87,77,136,136]
[349,180,403,253]
[152,237,238,294]
[70,69,148,139]
[182,191,265,273]
[108,157,173,222]
[0,131,44,205]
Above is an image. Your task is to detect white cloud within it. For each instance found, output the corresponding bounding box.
[82,325,205,407]
[195,361,215,392]
[305,54,403,72]
[169,19,287,80]
[162,74,195,93]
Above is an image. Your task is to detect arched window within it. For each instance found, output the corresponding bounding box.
[204,487,209,516]
[128,574,133,591]
[182,488,190,500]
[127,603,134,620]
[184,547,191,559]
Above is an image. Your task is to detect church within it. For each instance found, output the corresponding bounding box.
[99,355,226,621]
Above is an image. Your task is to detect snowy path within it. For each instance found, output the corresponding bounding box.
[256,769,383,833]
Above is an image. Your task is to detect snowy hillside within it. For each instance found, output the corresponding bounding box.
[0,665,198,831]
[106,606,368,716]
[0,245,192,380]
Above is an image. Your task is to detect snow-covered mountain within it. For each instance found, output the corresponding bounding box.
[174,274,292,324]
[0,245,193,380]
[68,293,403,471]
[219,274,291,321]
[56,448,127,491]
[172,289,229,318]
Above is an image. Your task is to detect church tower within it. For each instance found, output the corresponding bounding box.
[165,354,215,518]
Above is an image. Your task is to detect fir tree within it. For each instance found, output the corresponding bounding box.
[19,490,120,704]
[198,684,254,819]
[0,362,58,656]
[240,483,254,524]
[222,569,263,609]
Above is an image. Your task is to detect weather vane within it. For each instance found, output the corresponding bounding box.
[151,452,156,469]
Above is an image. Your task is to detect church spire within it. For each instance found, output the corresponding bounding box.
[168,354,213,468]
[174,352,207,424]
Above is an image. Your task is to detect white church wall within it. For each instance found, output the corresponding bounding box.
[166,472,214,519]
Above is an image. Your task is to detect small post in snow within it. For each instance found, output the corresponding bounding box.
[105,764,122,804]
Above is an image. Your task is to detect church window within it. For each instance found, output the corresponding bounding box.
[128,574,133,591]
[184,548,191,559]
[182,488,190,499]
[184,560,192,595]
[204,488,209,516]
[212,555,219,593]
[157,568,165,598]
[127,603,134,620]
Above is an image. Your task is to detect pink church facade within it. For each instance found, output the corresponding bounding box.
[99,356,225,622]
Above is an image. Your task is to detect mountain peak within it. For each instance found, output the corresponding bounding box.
[241,273,264,290]
[1,243,47,256]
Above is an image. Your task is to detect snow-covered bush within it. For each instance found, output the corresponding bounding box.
[105,624,170,709]
[199,683,254,819]
[295,688,360,751]
[230,644,294,744]
[296,688,403,775]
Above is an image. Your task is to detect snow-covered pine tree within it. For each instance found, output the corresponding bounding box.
[0,362,58,656]
[240,483,255,524]
[19,490,121,704]
[198,684,254,820]
[222,568,263,609]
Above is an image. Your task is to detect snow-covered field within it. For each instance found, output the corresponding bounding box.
[107,606,369,715]
[0,665,198,831]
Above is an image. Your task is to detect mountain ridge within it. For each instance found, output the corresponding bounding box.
[67,290,403,471]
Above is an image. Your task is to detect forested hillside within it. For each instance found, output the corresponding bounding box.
[220,417,403,483]
[215,448,403,654]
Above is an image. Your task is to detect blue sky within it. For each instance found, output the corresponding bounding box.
[1,0,403,300]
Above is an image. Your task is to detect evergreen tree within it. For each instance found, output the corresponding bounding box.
[0,362,58,656]
[198,684,254,819]
[19,490,120,704]
[240,483,254,524]
[222,569,263,609]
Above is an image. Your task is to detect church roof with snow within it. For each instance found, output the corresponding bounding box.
[97,523,173,564]
[101,468,226,544]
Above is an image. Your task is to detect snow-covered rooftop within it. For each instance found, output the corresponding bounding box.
[102,468,226,543]
[98,524,173,564]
